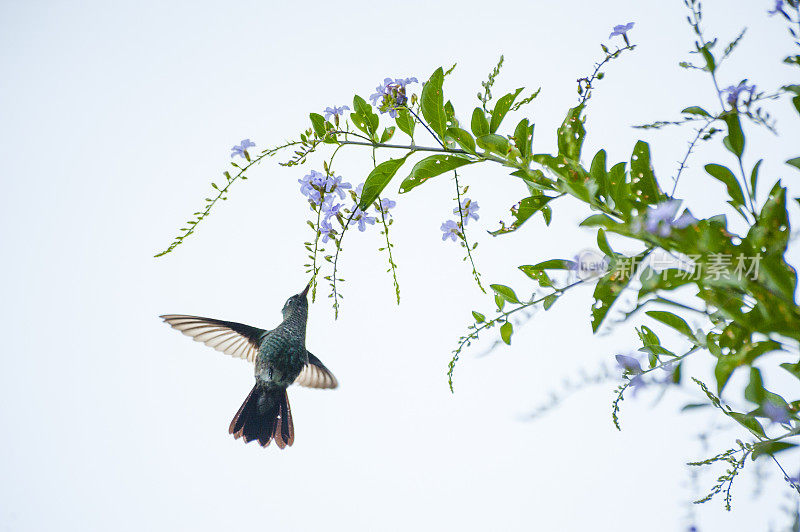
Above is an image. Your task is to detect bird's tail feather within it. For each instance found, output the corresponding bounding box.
[229,384,294,448]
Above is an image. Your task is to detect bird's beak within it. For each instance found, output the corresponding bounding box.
[300,282,311,298]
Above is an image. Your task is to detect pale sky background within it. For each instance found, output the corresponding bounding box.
[1,1,799,530]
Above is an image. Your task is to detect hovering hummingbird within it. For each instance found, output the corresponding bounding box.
[160,283,337,449]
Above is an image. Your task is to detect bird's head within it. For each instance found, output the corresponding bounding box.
[281,282,310,320]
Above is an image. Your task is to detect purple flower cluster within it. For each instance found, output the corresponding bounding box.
[369,77,418,118]
[440,198,479,242]
[635,200,697,237]
[231,139,256,159]
[719,82,756,108]
[298,170,352,206]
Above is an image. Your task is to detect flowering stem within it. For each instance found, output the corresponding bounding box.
[447,279,586,392]
[330,210,355,320]
[612,346,702,430]
[377,196,401,304]
[155,140,302,257]
[453,170,484,293]
[577,43,636,107]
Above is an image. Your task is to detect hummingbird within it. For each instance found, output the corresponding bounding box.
[160,283,337,449]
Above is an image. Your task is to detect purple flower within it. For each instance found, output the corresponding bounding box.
[768,0,788,16]
[441,220,460,242]
[350,207,376,232]
[763,401,791,424]
[609,22,635,40]
[378,197,397,217]
[323,174,352,199]
[319,219,335,243]
[369,76,418,118]
[323,105,350,121]
[231,139,256,159]
[454,198,480,224]
[355,182,365,197]
[298,170,328,205]
[719,82,756,108]
[641,200,697,237]
[615,354,643,374]
[321,195,343,220]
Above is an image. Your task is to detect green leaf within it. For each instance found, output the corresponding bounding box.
[476,134,509,155]
[728,412,766,438]
[398,154,474,193]
[520,259,574,273]
[722,112,745,158]
[589,149,609,201]
[750,159,762,196]
[751,441,797,460]
[629,141,662,205]
[359,154,410,210]
[500,322,513,345]
[445,127,476,153]
[472,311,486,323]
[781,361,800,380]
[596,228,613,256]
[489,88,523,133]
[490,284,520,304]
[543,294,558,310]
[380,126,396,143]
[681,106,711,117]
[645,310,697,341]
[395,108,415,138]
[557,105,585,160]
[700,45,716,73]
[471,107,490,137]
[591,251,648,332]
[421,67,446,138]
[351,95,379,137]
[705,163,746,207]
[489,194,554,235]
[513,118,533,158]
[309,113,326,137]
[787,157,800,172]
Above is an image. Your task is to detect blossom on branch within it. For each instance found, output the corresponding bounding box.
[323,105,350,121]
[454,198,480,224]
[369,76,418,118]
[441,220,461,242]
[231,139,256,159]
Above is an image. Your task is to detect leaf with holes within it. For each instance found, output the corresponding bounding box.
[398,154,474,194]
[358,154,410,210]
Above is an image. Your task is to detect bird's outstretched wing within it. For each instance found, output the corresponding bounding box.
[160,315,268,363]
[294,352,338,389]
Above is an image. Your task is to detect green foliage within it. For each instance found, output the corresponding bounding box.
[421,67,446,138]
[359,155,410,210]
[398,154,474,193]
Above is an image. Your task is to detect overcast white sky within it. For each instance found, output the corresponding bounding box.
[2,0,799,530]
